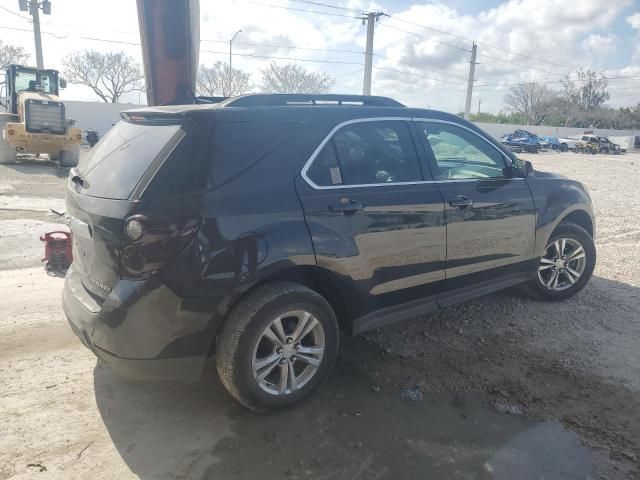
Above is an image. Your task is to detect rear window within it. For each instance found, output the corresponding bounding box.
[76,121,182,199]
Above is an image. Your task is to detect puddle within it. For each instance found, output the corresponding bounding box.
[206,361,595,480]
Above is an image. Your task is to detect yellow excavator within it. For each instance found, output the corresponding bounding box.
[0,64,82,166]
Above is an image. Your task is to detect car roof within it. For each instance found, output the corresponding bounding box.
[120,94,514,159]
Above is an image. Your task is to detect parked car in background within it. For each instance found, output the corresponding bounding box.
[578,135,625,154]
[62,94,597,412]
[540,136,560,151]
[558,136,579,152]
[574,137,600,155]
[501,129,540,153]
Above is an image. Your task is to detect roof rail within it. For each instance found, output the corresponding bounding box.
[222,94,405,108]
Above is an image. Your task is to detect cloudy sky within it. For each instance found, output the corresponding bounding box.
[1,0,639,113]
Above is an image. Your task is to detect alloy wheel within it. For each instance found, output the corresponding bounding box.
[538,237,587,291]
[251,310,325,396]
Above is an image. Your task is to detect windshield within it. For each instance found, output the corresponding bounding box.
[76,121,182,199]
[15,69,57,94]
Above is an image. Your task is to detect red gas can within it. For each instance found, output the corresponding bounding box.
[40,231,73,271]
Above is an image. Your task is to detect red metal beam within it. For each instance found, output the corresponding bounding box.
[136,0,200,106]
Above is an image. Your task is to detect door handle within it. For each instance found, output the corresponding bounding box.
[449,195,473,208]
[329,198,364,214]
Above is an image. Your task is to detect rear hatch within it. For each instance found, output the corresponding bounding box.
[66,112,210,301]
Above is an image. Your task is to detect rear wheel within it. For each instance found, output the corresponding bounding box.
[59,145,80,167]
[216,282,339,413]
[559,143,568,152]
[525,222,595,301]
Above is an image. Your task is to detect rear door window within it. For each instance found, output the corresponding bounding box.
[306,120,423,187]
[76,121,182,199]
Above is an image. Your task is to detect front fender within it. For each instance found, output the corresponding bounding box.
[527,175,594,257]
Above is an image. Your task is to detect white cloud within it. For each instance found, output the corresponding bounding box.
[627,12,640,29]
[582,33,618,53]
[1,0,637,111]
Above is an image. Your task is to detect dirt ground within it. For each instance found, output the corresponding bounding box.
[1,150,639,479]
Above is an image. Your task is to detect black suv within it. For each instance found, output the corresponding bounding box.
[63,94,596,412]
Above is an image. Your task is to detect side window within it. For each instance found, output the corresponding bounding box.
[306,121,422,187]
[418,122,508,180]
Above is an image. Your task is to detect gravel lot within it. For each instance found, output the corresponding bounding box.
[1,150,639,479]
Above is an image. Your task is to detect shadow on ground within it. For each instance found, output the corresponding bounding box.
[95,349,595,479]
[93,276,640,479]
[3,156,71,178]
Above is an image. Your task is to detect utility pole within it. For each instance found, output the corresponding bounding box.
[477,98,482,116]
[464,42,477,120]
[19,0,51,69]
[228,29,242,96]
[362,12,384,96]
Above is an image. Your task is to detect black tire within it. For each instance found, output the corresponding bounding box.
[560,143,568,152]
[216,282,339,413]
[0,114,18,164]
[59,146,80,167]
[523,222,596,301]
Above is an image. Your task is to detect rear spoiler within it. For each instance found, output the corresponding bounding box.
[120,111,187,125]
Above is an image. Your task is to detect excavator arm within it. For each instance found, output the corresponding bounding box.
[136,0,200,106]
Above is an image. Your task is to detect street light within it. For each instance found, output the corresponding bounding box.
[228,29,242,95]
[18,0,51,69]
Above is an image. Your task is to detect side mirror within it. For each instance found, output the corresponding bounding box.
[512,158,533,177]
[59,78,67,89]
[523,160,533,177]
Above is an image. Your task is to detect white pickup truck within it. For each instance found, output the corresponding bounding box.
[557,137,580,152]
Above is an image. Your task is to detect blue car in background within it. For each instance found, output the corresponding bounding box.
[540,136,560,150]
[501,129,541,153]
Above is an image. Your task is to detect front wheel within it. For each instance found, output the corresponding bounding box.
[525,222,596,301]
[58,146,80,167]
[216,282,339,413]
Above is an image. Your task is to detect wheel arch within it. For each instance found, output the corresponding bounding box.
[212,264,357,354]
[536,205,595,257]
[559,210,593,238]
[249,265,355,332]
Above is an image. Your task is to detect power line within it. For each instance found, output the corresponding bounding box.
[0,25,140,45]
[288,0,363,14]
[477,52,564,76]
[385,14,574,71]
[243,1,357,18]
[201,49,364,65]
[373,65,468,85]
[334,68,363,78]
[373,52,468,82]
[0,5,31,21]
[377,22,469,52]
[203,48,468,86]
[378,20,567,78]
[201,39,363,55]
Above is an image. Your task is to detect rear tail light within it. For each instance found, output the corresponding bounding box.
[120,213,199,279]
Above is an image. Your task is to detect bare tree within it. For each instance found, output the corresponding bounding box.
[503,83,556,125]
[260,62,334,94]
[560,69,610,126]
[0,40,30,67]
[197,61,251,97]
[63,50,143,103]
